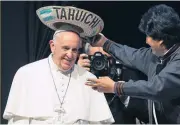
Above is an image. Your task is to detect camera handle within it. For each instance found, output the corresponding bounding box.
[116,67,122,81]
[108,66,125,106]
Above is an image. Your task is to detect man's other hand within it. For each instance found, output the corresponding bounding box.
[86,76,115,93]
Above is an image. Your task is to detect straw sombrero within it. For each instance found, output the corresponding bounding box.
[36,6,104,37]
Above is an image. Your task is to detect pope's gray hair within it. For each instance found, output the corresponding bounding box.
[52,30,82,45]
[52,30,65,43]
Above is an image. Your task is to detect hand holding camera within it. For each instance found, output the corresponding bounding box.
[77,53,91,71]
[78,51,122,81]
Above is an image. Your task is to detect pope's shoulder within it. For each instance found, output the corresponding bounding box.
[15,58,48,75]
[74,64,97,79]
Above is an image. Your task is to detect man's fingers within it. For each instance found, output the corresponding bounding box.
[92,87,98,90]
[99,76,108,79]
[83,59,90,63]
[84,67,90,71]
[79,53,88,59]
[82,63,90,67]
[99,77,104,79]
[87,78,99,83]
[85,82,99,87]
[97,87,105,93]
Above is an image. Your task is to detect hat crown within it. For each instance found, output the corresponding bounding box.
[36,6,104,37]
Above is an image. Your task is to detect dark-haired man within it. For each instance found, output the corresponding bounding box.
[86,4,180,124]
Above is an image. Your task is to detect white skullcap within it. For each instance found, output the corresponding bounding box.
[53,24,81,39]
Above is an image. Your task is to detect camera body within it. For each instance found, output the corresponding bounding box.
[89,52,122,81]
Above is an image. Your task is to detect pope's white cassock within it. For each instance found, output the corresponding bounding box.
[3,54,114,124]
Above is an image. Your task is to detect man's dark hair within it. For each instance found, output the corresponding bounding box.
[139,4,180,49]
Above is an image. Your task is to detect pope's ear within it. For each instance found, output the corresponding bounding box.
[49,40,53,45]
[49,40,55,53]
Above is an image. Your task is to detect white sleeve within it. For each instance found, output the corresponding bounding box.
[7,116,30,125]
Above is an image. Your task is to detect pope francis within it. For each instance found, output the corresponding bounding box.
[3,6,114,124]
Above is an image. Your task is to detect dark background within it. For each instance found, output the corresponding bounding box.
[1,1,180,124]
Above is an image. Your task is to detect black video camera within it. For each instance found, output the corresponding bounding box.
[89,52,123,81]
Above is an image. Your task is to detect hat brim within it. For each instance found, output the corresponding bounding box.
[36,6,104,37]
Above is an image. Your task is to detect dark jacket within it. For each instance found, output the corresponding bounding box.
[103,40,180,123]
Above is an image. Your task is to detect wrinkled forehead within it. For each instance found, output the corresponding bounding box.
[53,30,80,39]
[53,31,82,47]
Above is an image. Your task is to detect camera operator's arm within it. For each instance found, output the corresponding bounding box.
[77,53,91,71]
[90,34,151,75]
[86,59,180,101]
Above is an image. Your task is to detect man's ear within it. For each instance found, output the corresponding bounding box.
[159,40,164,47]
[160,40,163,44]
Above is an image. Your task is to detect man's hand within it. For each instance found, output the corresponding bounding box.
[83,33,108,47]
[85,76,115,93]
[91,33,108,47]
[77,54,91,71]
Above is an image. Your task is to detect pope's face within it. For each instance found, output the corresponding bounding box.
[50,31,80,71]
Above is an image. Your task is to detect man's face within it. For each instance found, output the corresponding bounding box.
[146,36,165,56]
[50,31,80,71]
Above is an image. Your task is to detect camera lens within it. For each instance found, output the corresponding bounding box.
[92,58,106,70]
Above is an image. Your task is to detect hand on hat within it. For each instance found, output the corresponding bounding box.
[91,33,108,47]
[82,33,108,47]
[77,54,90,71]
